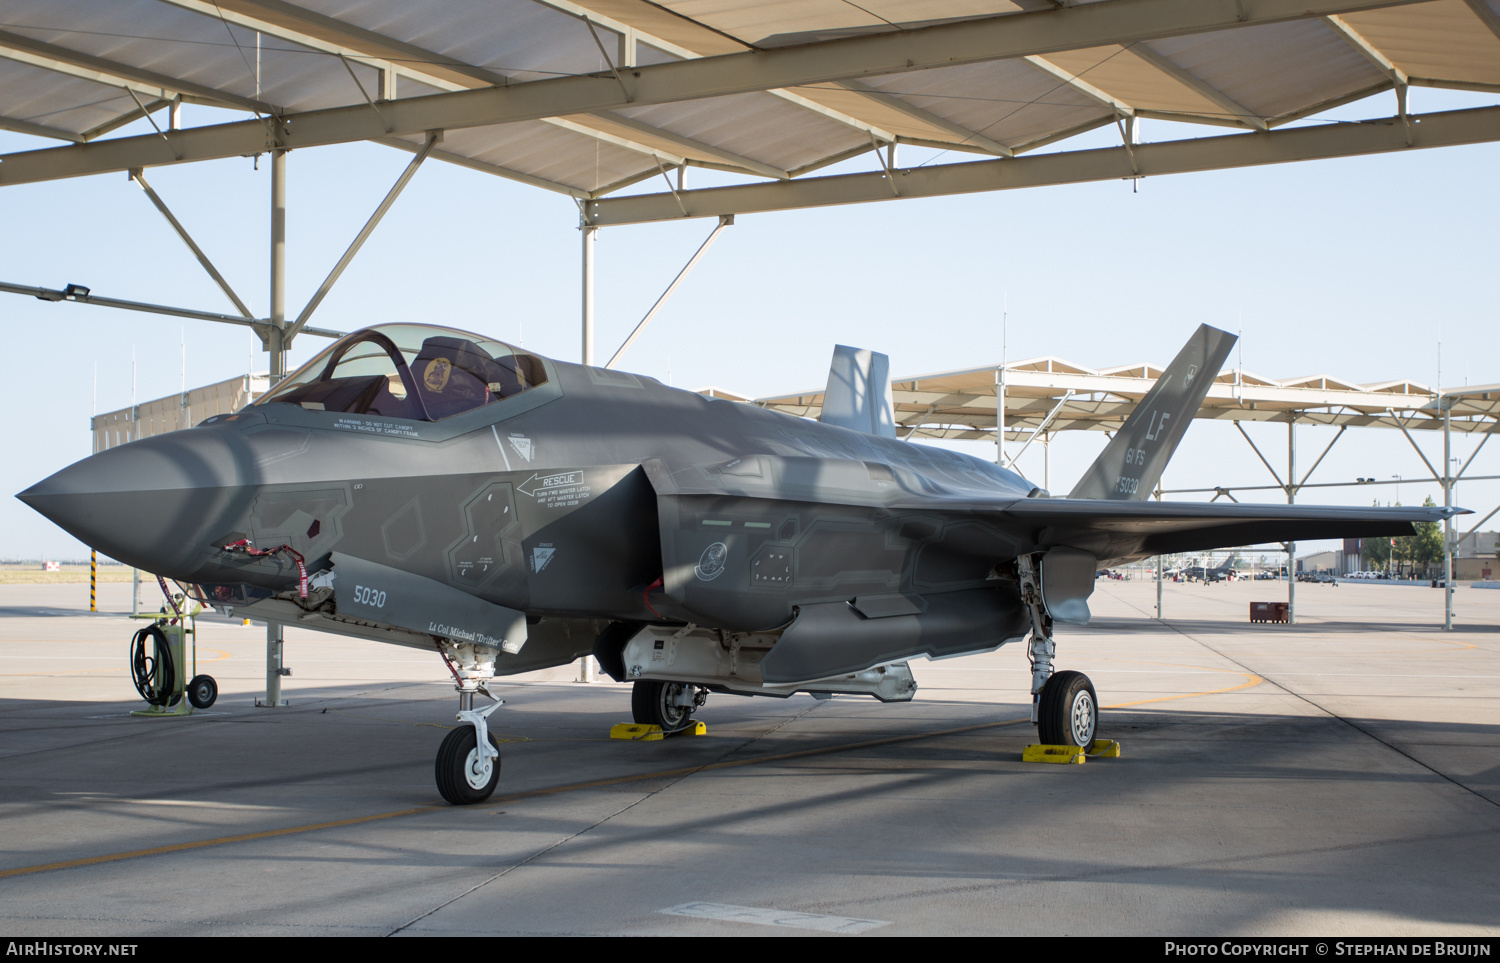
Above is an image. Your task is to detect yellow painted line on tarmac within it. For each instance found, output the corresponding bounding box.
[1105,671,1264,709]
[1085,657,1264,707]
[0,670,1262,880]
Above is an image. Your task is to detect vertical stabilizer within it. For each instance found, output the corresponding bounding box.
[819,345,896,438]
[1068,324,1236,500]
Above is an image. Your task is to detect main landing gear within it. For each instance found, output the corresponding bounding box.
[631,679,707,735]
[434,641,503,805]
[1018,556,1099,751]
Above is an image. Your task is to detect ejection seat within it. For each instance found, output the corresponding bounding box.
[412,336,504,420]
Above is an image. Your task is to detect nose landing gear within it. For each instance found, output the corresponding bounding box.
[434,641,504,805]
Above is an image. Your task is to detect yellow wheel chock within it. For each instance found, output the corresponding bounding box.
[1022,739,1121,764]
[610,721,707,740]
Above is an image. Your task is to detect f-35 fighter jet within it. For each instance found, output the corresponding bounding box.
[20,322,1454,803]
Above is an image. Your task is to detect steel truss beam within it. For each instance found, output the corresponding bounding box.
[605,215,732,369]
[584,104,1500,224]
[0,280,342,340]
[0,29,275,114]
[284,132,437,342]
[131,170,254,319]
[0,0,1432,187]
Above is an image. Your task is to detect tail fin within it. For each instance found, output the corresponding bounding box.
[819,344,896,438]
[1068,324,1236,500]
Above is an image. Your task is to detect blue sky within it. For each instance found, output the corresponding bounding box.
[3,84,1496,560]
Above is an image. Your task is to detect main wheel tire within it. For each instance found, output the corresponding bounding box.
[1037,670,1098,751]
[631,680,698,735]
[435,726,501,805]
[187,674,218,709]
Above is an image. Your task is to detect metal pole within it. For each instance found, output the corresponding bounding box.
[1043,434,1051,491]
[260,622,287,708]
[1155,490,1163,619]
[264,149,287,707]
[1444,405,1454,629]
[269,149,287,382]
[995,366,1005,466]
[578,221,598,684]
[90,550,97,614]
[581,224,597,367]
[1287,418,1296,624]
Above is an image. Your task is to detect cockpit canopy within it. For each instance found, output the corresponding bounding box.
[255,324,547,421]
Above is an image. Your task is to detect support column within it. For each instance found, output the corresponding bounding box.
[1043,434,1051,491]
[578,221,598,684]
[1287,418,1296,624]
[995,366,1005,466]
[268,148,287,381]
[1444,405,1454,630]
[259,623,287,708]
[263,149,288,707]
[581,224,597,367]
[1155,490,1164,620]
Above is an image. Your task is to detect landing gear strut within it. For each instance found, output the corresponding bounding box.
[1018,555,1099,751]
[434,641,503,805]
[631,679,706,735]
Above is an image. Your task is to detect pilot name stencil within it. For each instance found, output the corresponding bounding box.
[426,621,514,651]
[517,471,591,509]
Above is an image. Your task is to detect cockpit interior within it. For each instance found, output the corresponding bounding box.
[256,324,547,421]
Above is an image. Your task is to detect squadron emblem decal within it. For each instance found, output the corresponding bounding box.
[423,357,453,392]
[695,541,728,581]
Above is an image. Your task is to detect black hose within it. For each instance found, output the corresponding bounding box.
[130,624,175,707]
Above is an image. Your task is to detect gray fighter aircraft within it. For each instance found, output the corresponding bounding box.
[20,322,1455,803]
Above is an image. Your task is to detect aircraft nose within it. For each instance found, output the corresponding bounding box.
[18,430,254,578]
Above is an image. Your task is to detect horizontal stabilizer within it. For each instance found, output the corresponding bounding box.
[819,344,896,437]
[1070,324,1237,500]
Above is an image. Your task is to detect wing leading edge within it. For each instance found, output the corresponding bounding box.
[997,498,1461,562]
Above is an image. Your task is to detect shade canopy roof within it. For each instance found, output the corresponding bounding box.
[2,0,1499,221]
[750,358,1500,441]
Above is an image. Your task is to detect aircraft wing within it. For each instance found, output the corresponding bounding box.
[987,497,1459,561]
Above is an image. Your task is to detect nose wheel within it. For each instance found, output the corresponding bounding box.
[436,724,501,805]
